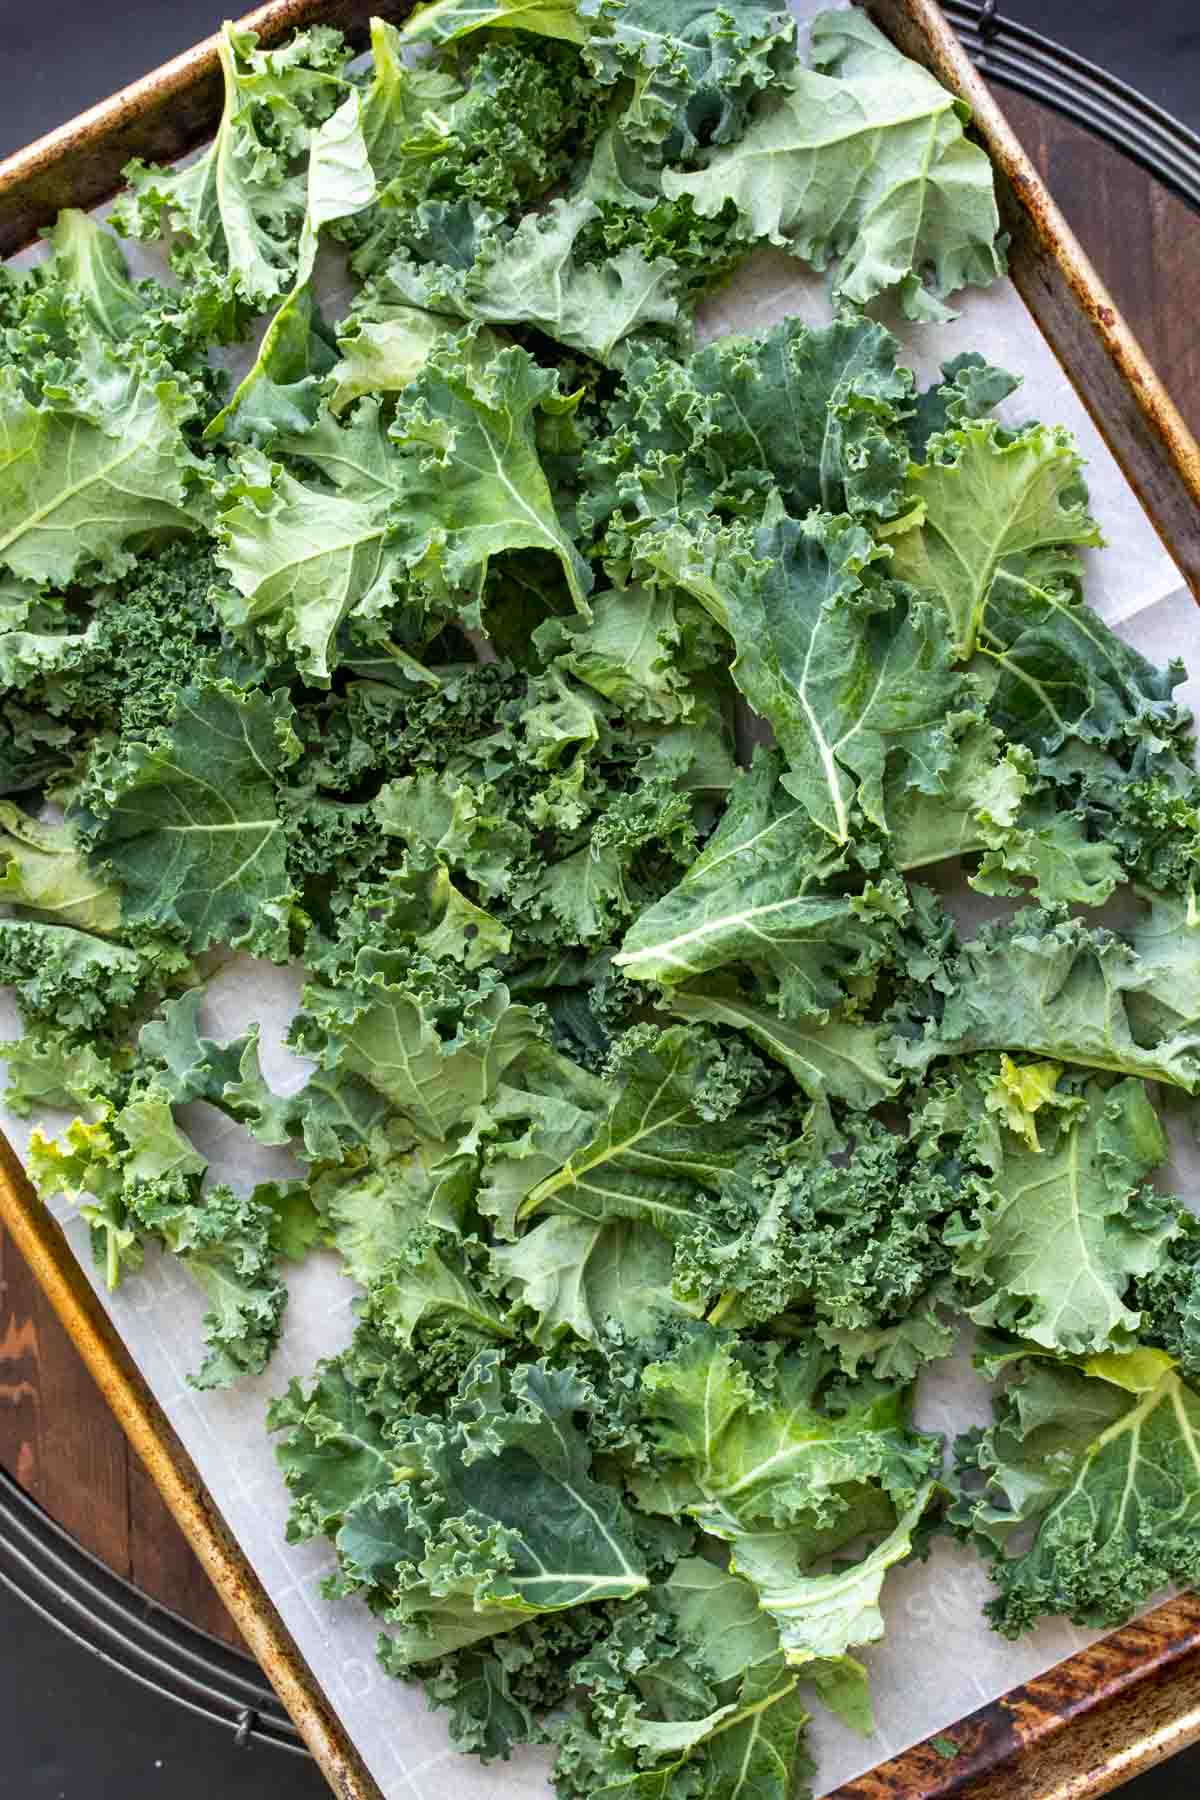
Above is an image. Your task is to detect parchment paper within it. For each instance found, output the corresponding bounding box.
[5,5,1199,1792]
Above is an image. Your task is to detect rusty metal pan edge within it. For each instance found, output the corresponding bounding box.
[1,1,1200,1797]
[0,1135,382,1799]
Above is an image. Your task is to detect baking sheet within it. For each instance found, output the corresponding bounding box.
[4,3,1199,1792]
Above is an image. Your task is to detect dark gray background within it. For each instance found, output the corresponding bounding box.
[0,1,1198,1795]
[0,1,1197,156]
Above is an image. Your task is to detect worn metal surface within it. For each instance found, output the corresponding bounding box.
[1,2,1199,1797]
[828,1594,1200,1798]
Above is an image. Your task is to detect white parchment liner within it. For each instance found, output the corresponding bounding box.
[6,4,1199,1790]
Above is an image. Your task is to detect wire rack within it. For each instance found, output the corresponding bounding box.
[5,0,1199,1761]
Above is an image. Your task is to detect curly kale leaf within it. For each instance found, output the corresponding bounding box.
[215,398,416,680]
[139,986,390,1164]
[650,504,964,845]
[616,748,907,1017]
[949,1076,1180,1356]
[354,27,603,245]
[626,1323,940,1671]
[205,90,377,447]
[0,920,187,1041]
[552,1582,811,1800]
[581,314,917,574]
[272,1348,647,1663]
[889,909,1200,1093]
[950,1349,1200,1634]
[398,0,589,50]
[113,22,349,316]
[0,541,227,744]
[0,346,206,591]
[492,1212,686,1346]
[292,936,540,1141]
[585,0,795,155]
[663,9,1004,321]
[1134,1211,1200,1381]
[387,330,594,614]
[667,979,899,1109]
[382,193,687,367]
[518,1023,773,1239]
[72,681,299,959]
[417,1607,617,1762]
[0,804,124,933]
[29,1087,288,1385]
[889,419,1101,660]
[905,351,1020,460]
[981,563,1195,773]
[673,1097,962,1358]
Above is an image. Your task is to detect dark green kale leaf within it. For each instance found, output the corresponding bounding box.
[72,680,299,959]
[346,27,608,276]
[580,313,918,574]
[0,541,226,742]
[673,1087,965,1376]
[272,1347,648,1663]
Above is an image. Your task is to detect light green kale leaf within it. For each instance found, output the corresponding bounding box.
[491,1213,685,1346]
[581,0,795,155]
[889,420,1101,659]
[554,1571,812,1800]
[207,90,377,444]
[668,982,898,1109]
[72,682,298,959]
[889,910,1200,1093]
[0,803,124,933]
[662,9,1004,321]
[616,749,906,1016]
[358,17,467,171]
[951,1348,1200,1633]
[634,1326,938,1539]
[39,208,147,343]
[1125,892,1200,1046]
[292,957,539,1142]
[113,22,348,311]
[215,398,412,679]
[30,1091,288,1387]
[0,352,204,588]
[730,1484,935,1670]
[950,1077,1179,1354]
[535,583,720,724]
[386,195,685,366]
[398,0,588,48]
[328,307,453,415]
[387,330,594,616]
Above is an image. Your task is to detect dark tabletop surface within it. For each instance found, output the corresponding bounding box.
[1,1,1200,1795]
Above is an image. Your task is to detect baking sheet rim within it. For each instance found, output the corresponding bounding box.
[1,0,1199,1795]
